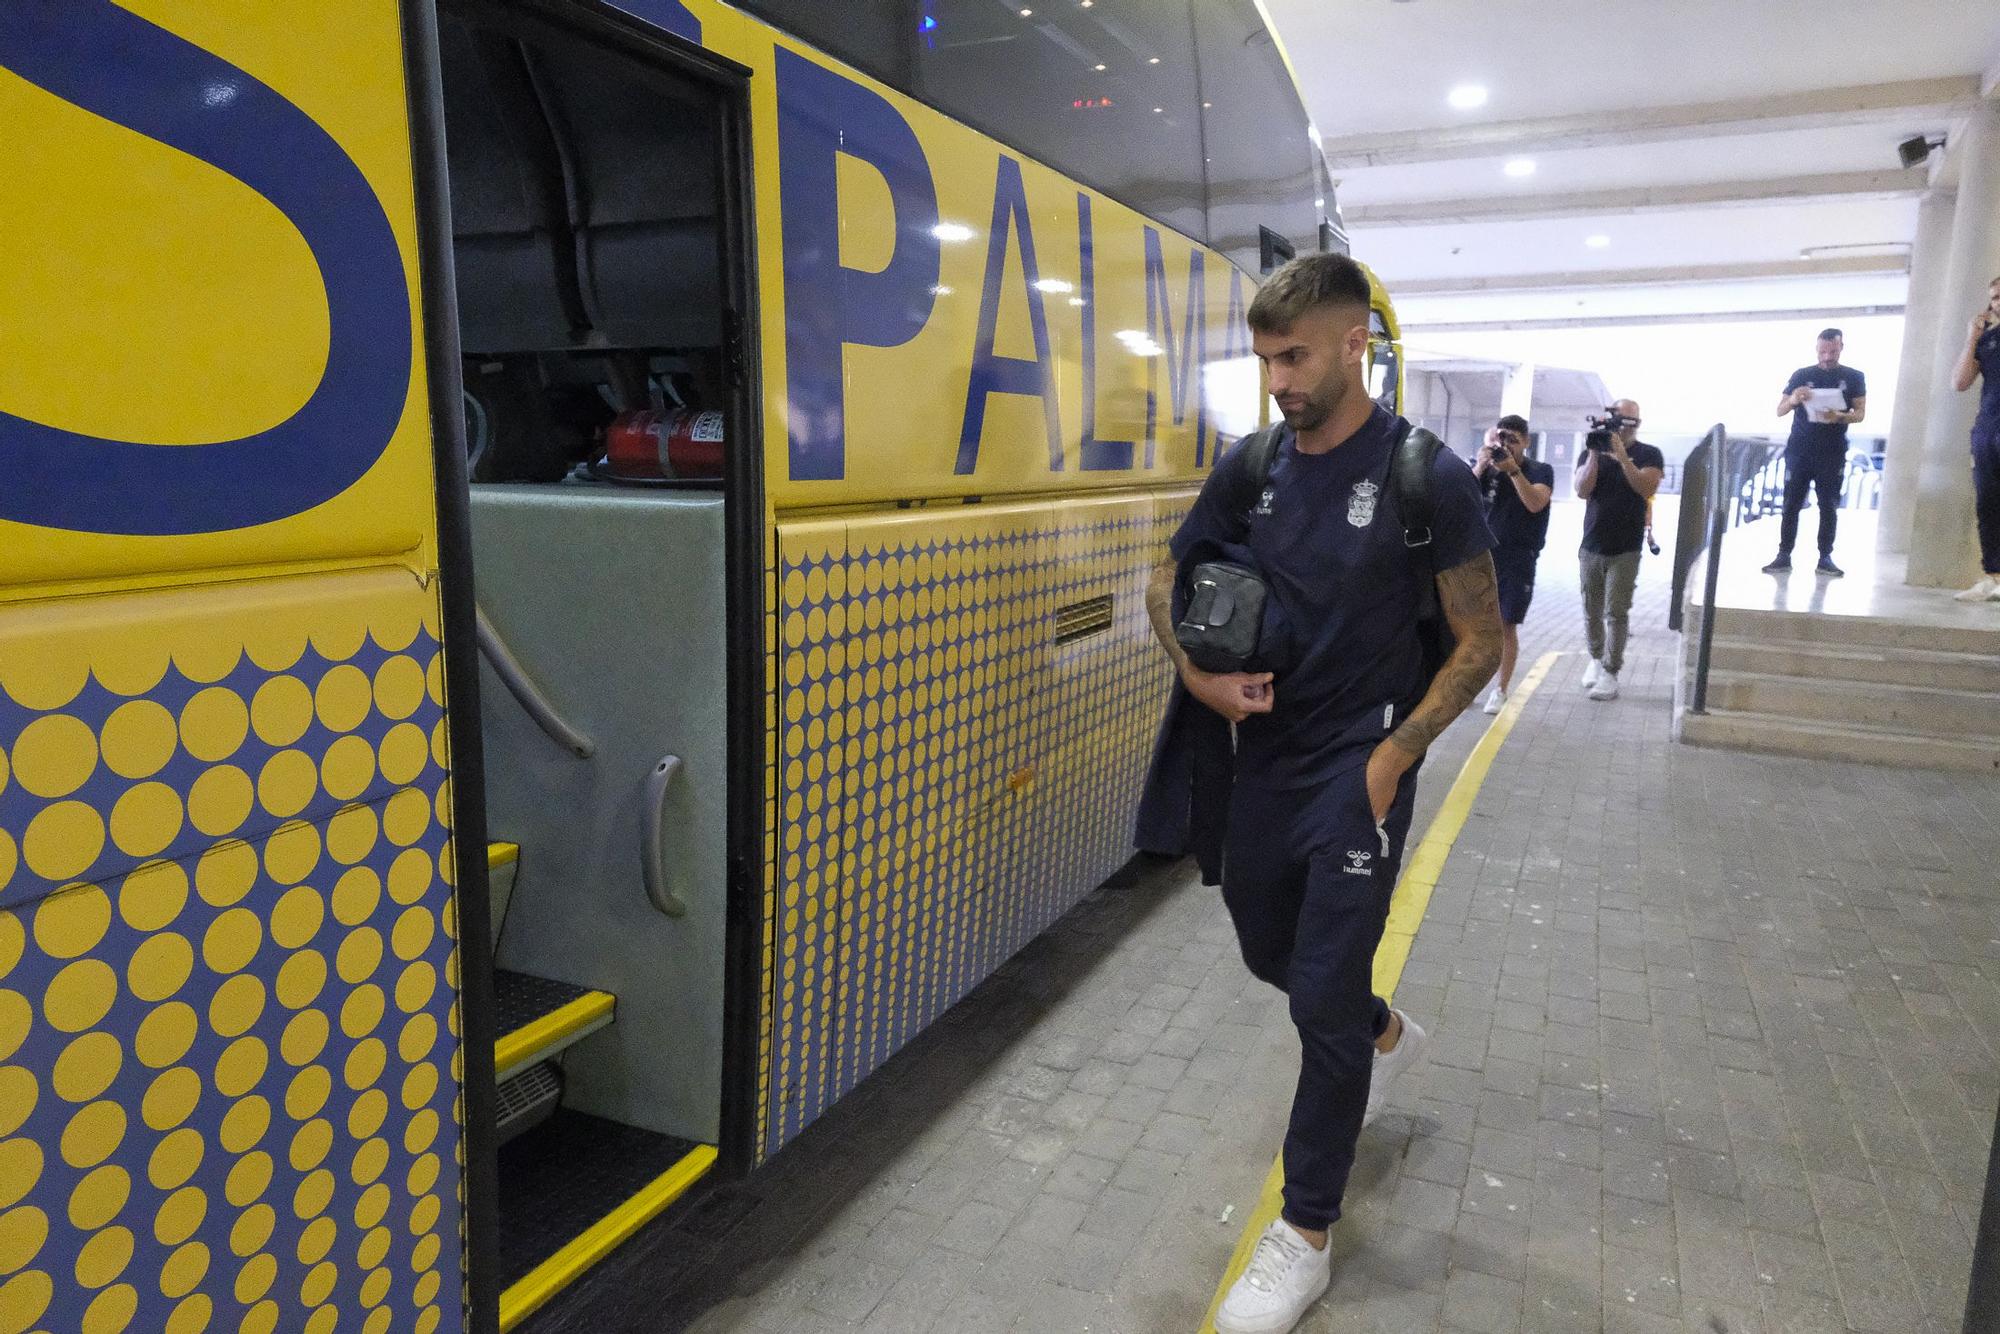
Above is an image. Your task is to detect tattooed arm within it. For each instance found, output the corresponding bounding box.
[1364,551,1504,820]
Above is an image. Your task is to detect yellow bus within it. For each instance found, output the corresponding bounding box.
[0,2,1402,1330]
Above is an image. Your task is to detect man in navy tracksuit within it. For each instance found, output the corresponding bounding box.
[1950,275,2000,603]
[1764,327,1867,577]
[1144,254,1500,1333]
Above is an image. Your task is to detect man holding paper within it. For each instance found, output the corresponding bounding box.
[1764,328,1867,576]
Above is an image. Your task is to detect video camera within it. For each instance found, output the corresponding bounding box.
[1583,407,1636,451]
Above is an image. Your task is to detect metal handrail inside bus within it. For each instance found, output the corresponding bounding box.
[475,604,597,758]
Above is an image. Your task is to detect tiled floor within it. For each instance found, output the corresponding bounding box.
[526,500,1998,1334]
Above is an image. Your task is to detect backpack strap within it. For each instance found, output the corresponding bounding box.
[1388,420,1446,558]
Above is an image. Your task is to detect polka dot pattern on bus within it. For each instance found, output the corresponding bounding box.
[764,496,1189,1155]
[0,598,464,1334]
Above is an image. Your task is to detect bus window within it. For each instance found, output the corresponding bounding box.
[1193,0,1318,273]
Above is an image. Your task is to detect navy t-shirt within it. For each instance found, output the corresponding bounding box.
[1483,457,1555,560]
[1783,364,1867,463]
[1579,440,1665,557]
[1973,325,2000,455]
[1170,407,1494,790]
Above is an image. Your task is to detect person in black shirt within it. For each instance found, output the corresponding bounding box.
[1573,399,1664,702]
[1471,414,1554,713]
[1764,328,1867,576]
[1950,276,2000,602]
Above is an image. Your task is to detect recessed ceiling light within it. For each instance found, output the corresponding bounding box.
[1149,56,1161,64]
[1094,62,1106,71]
[1503,158,1536,177]
[1019,7,1033,15]
[1080,0,1093,7]
[1447,84,1488,111]
[1153,106,1163,113]
[1585,234,1611,248]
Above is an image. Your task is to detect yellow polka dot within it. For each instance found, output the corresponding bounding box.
[414,1270,442,1306]
[52,1031,121,1103]
[381,787,429,846]
[292,1168,335,1220]
[281,1011,328,1067]
[220,1097,270,1157]
[234,1252,276,1303]
[0,830,15,895]
[424,653,445,706]
[377,723,428,788]
[411,1232,442,1272]
[101,701,178,781]
[337,929,383,985]
[12,715,98,798]
[256,751,318,819]
[269,886,324,952]
[158,1240,209,1299]
[313,664,373,735]
[287,1067,331,1121]
[207,973,265,1038]
[213,1035,268,1100]
[352,1182,391,1231]
[275,951,327,1012]
[263,820,321,886]
[34,886,111,961]
[290,1120,333,1174]
[0,1268,52,1333]
[0,1140,39,1211]
[225,1152,272,1209]
[251,677,312,747]
[24,802,105,881]
[147,1130,202,1191]
[179,689,248,764]
[397,1013,438,1065]
[390,906,434,962]
[73,1222,132,1288]
[46,958,118,1031]
[106,783,182,859]
[296,1216,336,1267]
[134,1002,197,1070]
[164,1293,210,1334]
[343,1040,385,1093]
[187,766,253,837]
[360,1267,391,1309]
[117,860,188,932]
[0,993,29,1065]
[406,1153,441,1198]
[407,1193,441,1236]
[303,1301,339,1334]
[355,1225,391,1271]
[404,1108,440,1155]
[193,842,258,908]
[347,1091,388,1142]
[400,1063,439,1112]
[237,1300,279,1334]
[153,1186,207,1246]
[430,720,449,769]
[230,1205,274,1258]
[80,1281,136,1334]
[393,962,436,1016]
[202,908,262,975]
[140,1067,201,1132]
[124,933,190,1006]
[0,1204,47,1276]
[331,868,381,926]
[373,656,425,720]
[322,738,377,805]
[68,1164,131,1232]
[386,850,431,907]
[340,986,384,1041]
[349,1138,389,1187]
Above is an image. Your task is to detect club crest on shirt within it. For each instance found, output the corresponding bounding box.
[1347,478,1378,528]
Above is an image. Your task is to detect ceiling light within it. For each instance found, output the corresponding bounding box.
[1019,7,1033,15]
[1447,84,1488,111]
[1080,0,1093,7]
[1149,57,1161,64]
[1584,234,1611,248]
[1153,107,1163,113]
[1502,158,1536,178]
[1094,62,1106,71]
[931,222,975,242]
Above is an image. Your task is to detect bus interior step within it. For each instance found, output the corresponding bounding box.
[494,968,616,1081]
[498,1109,717,1329]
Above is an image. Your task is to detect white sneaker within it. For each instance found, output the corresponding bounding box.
[1363,1010,1428,1127]
[1214,1220,1331,1334]
[1580,658,1602,690]
[1588,669,1620,701]
[1954,576,2000,603]
[1481,686,1505,715]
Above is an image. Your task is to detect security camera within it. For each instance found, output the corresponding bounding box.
[1898,134,1944,170]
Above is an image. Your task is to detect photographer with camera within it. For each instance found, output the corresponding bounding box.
[1471,414,1554,713]
[1764,328,1866,576]
[1572,399,1663,702]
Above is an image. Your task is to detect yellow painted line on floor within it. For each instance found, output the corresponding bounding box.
[494,991,615,1082]
[499,1142,718,1332]
[1198,652,1560,1333]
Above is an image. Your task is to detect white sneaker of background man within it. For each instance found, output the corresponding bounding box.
[1954,574,2000,603]
[1589,667,1620,701]
[1580,658,1603,691]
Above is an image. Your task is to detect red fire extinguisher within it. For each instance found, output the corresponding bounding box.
[603,408,725,480]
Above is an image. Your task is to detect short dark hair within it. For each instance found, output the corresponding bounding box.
[1247,253,1373,332]
[1496,414,1529,436]
[1817,327,1844,341]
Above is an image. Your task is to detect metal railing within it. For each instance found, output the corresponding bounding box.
[1739,449,1883,523]
[1669,426,1781,714]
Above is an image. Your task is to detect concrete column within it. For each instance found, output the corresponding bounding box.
[1908,96,2000,588]
[1501,360,1536,422]
[1876,188,1956,555]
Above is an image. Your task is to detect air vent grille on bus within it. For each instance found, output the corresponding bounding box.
[1053,595,1115,645]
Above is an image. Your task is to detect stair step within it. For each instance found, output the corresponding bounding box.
[495,969,616,1082]
[498,1110,716,1331]
[1702,670,2000,736]
[1681,709,2000,774]
[1706,605,2000,657]
[1706,636,2000,692]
